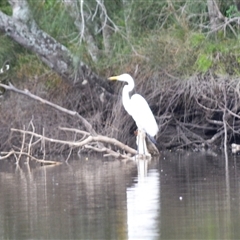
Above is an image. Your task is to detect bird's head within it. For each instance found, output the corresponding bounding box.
[108,73,133,83]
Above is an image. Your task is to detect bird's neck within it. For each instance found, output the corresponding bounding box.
[122,80,134,115]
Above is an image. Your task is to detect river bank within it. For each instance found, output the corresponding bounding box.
[1,69,239,156]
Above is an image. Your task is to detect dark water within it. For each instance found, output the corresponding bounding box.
[0,152,240,239]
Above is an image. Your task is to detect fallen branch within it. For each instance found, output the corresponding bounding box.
[0,82,143,161]
[84,144,133,160]
[1,151,61,165]
[0,82,97,136]
[11,127,137,155]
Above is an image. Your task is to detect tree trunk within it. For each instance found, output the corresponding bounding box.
[62,0,100,62]
[207,0,225,31]
[0,0,112,94]
[99,0,111,55]
[1,0,75,81]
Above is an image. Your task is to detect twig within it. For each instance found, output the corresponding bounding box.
[16,125,25,164]
[222,83,228,160]
[11,128,137,155]
[41,127,46,159]
[59,126,90,141]
[27,119,35,162]
[206,129,225,144]
[0,82,97,136]
[59,126,90,136]
[84,144,133,160]
[1,151,61,165]
[65,131,77,162]
[0,150,14,160]
[176,119,206,143]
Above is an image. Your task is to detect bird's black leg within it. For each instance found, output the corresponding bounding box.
[142,133,146,155]
[140,130,146,156]
[137,129,140,154]
[147,134,157,144]
[136,130,150,158]
[137,129,144,155]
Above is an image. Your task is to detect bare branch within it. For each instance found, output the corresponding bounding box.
[1,150,61,165]
[10,128,137,155]
[84,144,133,160]
[222,83,228,159]
[0,83,97,135]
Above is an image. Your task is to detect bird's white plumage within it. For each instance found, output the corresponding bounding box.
[108,73,158,138]
[130,94,158,137]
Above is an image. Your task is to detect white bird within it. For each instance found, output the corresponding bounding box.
[108,73,158,156]
[0,63,9,74]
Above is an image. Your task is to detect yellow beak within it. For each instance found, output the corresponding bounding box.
[108,76,119,81]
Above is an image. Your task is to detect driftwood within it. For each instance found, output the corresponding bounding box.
[0,82,147,163]
[0,125,138,164]
[10,127,137,156]
[0,150,61,165]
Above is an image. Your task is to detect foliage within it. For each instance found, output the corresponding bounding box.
[2,0,240,152]
[93,0,240,77]
[28,0,78,47]
[0,0,11,15]
[1,0,240,82]
[195,54,212,73]
[226,5,240,18]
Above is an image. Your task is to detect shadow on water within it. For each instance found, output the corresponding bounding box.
[0,152,240,239]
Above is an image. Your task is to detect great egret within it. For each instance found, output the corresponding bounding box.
[108,73,158,156]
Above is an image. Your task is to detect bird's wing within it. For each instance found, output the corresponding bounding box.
[130,94,158,137]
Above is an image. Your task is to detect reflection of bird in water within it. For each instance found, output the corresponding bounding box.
[108,73,158,156]
[137,158,148,178]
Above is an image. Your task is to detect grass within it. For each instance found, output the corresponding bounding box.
[2,0,240,86]
[3,24,240,89]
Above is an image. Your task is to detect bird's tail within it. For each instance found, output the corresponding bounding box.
[147,134,157,144]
